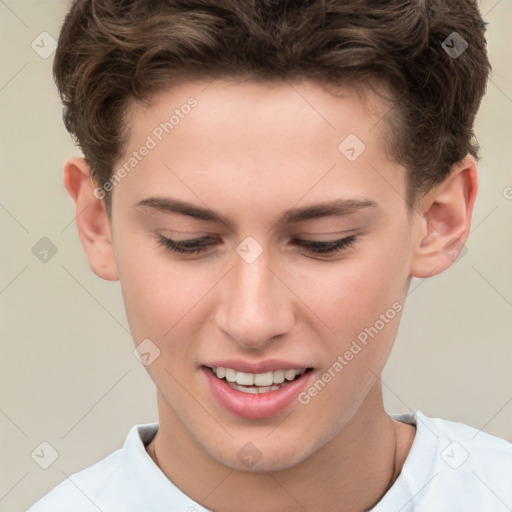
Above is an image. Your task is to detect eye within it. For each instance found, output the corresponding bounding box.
[157,234,358,257]
[293,234,357,256]
[157,235,217,254]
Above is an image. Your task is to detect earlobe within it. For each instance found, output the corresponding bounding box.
[410,155,478,278]
[63,157,119,281]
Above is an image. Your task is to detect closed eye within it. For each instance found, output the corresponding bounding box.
[156,234,358,257]
[293,235,357,255]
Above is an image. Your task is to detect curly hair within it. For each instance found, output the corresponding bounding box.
[53,0,491,213]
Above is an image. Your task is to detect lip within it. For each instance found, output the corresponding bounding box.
[202,365,313,420]
[202,358,309,374]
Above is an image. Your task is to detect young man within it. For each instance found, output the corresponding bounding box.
[27,0,511,511]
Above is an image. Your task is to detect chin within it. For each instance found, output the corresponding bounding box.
[206,436,316,473]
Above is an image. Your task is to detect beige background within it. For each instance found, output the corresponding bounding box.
[1,1,511,511]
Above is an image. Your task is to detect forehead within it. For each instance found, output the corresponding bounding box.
[113,78,406,223]
[125,77,393,149]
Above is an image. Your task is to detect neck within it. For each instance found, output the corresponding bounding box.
[147,383,415,512]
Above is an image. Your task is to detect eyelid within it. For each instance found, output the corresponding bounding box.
[292,229,359,238]
[156,233,359,257]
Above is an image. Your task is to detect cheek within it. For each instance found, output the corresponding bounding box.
[295,255,406,428]
[115,237,195,342]
[303,247,408,411]
[308,253,404,339]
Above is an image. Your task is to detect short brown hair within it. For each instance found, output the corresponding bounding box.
[53,0,491,213]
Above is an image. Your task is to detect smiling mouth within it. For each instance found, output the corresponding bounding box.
[204,366,314,394]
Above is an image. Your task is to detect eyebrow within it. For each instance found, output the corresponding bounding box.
[135,196,378,231]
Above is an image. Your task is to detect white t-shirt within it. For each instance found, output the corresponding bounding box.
[26,411,512,512]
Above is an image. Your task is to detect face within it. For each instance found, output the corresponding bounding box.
[109,78,417,471]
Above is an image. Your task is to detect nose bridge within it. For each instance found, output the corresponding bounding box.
[219,241,293,348]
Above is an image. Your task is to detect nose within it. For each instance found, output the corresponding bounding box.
[215,243,295,350]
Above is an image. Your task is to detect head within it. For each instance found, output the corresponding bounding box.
[54,0,490,471]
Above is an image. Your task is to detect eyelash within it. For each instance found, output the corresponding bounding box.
[156,234,358,257]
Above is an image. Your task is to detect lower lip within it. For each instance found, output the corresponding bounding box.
[202,367,313,420]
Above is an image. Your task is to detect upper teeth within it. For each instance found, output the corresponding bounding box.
[213,367,305,386]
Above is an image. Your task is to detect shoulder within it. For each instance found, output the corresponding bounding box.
[421,411,512,474]
[25,423,159,512]
[25,422,207,511]
[422,412,512,510]
[25,448,124,512]
[374,411,512,512]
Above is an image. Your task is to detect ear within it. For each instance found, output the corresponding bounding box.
[410,154,478,278]
[63,157,119,281]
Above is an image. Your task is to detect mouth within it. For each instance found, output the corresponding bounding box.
[205,366,311,394]
[201,363,314,419]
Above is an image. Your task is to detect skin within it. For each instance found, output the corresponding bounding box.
[63,78,477,512]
